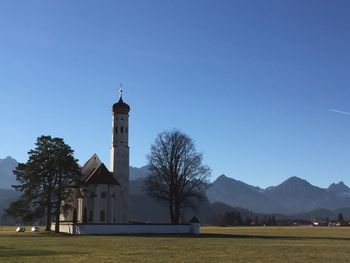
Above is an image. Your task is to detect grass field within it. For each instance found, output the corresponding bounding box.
[0,226,349,262]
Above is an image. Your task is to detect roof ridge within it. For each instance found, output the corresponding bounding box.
[83,162,119,185]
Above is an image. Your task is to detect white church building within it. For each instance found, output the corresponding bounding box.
[60,92,130,225]
[55,91,200,235]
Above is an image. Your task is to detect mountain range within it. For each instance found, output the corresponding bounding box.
[0,156,18,189]
[207,175,350,215]
[1,156,350,221]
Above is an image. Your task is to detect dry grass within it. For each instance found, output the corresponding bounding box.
[0,226,349,262]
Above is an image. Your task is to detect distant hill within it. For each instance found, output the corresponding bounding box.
[130,165,150,180]
[0,188,21,222]
[0,156,18,189]
[327,181,350,198]
[207,175,350,215]
[206,175,287,214]
[264,176,350,213]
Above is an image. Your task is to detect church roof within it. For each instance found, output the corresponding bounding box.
[81,154,102,178]
[82,163,119,186]
[112,97,130,114]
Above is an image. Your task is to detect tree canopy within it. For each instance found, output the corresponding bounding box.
[144,129,210,224]
[6,135,80,232]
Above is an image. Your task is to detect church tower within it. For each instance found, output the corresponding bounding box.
[110,89,130,223]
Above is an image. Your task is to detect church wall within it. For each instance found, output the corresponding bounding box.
[84,185,95,223]
[52,222,200,235]
[84,184,117,224]
[95,185,108,223]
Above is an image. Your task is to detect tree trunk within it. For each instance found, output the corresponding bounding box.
[45,195,52,231]
[45,173,54,232]
[54,173,62,233]
[174,200,180,224]
[168,200,176,224]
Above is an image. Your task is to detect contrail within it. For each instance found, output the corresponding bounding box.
[330,109,350,116]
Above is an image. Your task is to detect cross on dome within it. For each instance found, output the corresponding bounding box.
[119,83,123,99]
[112,83,130,114]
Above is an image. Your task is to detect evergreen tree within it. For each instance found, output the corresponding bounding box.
[219,211,244,226]
[268,216,272,226]
[272,215,276,226]
[338,213,344,224]
[6,136,80,232]
[254,216,259,226]
[245,217,252,226]
[236,212,243,226]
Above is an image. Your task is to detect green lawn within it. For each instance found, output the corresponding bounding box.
[0,226,349,262]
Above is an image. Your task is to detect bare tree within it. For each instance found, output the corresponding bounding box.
[144,129,210,224]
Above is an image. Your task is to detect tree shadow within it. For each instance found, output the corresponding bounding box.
[107,232,350,241]
[198,233,350,241]
[0,232,75,239]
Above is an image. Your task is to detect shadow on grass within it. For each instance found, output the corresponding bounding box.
[0,231,77,239]
[198,233,350,241]
[0,247,84,258]
[101,233,350,242]
[2,232,350,242]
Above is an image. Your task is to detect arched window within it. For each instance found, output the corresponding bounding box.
[126,127,128,133]
[115,127,118,133]
[100,210,106,222]
[120,126,124,133]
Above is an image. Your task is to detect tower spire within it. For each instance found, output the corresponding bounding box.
[119,83,123,100]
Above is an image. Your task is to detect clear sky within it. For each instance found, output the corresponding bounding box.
[1,0,350,188]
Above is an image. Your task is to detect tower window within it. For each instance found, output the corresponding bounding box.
[115,127,118,133]
[126,127,128,133]
[121,126,124,133]
[100,210,106,222]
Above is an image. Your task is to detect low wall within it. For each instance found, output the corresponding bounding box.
[51,222,200,235]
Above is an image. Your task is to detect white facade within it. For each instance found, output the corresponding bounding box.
[61,156,120,224]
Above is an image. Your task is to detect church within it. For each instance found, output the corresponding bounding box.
[56,91,200,235]
[61,91,130,224]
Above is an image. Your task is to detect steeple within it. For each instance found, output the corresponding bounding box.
[110,87,130,223]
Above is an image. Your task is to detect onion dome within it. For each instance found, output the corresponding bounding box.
[112,96,130,114]
[112,87,130,114]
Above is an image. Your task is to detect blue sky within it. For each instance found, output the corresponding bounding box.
[1,0,350,188]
